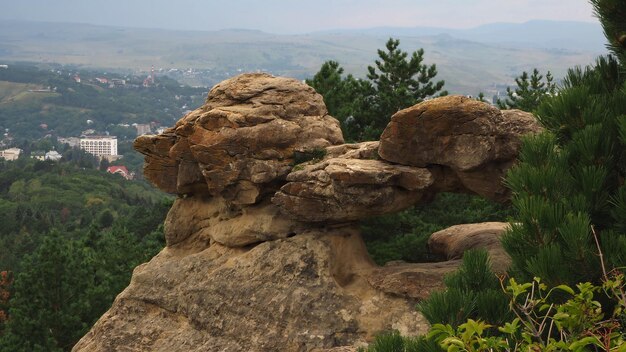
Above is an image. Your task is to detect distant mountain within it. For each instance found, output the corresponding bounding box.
[319,20,606,52]
[0,20,608,96]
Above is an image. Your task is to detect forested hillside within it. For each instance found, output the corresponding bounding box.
[0,157,170,351]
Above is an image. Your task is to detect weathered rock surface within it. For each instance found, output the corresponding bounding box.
[134,73,344,203]
[273,142,434,222]
[74,230,429,352]
[164,195,306,247]
[428,222,511,273]
[379,96,542,201]
[76,75,542,351]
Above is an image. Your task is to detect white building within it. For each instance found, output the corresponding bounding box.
[0,148,22,161]
[79,136,118,157]
[45,150,62,161]
[134,123,152,136]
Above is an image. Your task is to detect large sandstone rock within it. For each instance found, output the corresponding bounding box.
[134,73,344,204]
[78,76,541,351]
[379,96,542,202]
[164,195,306,247]
[272,142,434,223]
[73,230,429,352]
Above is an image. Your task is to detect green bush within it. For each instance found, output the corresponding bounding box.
[417,249,512,328]
[367,275,626,351]
[358,330,443,352]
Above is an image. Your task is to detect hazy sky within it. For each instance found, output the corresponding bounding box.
[0,0,597,33]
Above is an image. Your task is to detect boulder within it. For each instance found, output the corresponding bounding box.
[428,222,511,273]
[164,195,307,248]
[378,96,542,202]
[134,73,344,204]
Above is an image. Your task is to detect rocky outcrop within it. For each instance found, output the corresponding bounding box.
[379,96,542,202]
[135,73,344,204]
[75,74,542,352]
[74,230,428,352]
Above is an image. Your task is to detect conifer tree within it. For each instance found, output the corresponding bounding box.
[501,0,626,287]
[306,61,374,141]
[364,38,446,139]
[497,68,556,112]
[591,0,626,65]
[307,38,446,141]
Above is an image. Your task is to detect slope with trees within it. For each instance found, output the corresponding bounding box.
[0,65,206,141]
[0,157,170,351]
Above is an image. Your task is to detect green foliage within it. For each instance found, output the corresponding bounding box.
[0,151,168,351]
[591,0,626,66]
[362,193,511,265]
[307,38,446,141]
[497,68,556,112]
[0,231,93,351]
[426,276,626,351]
[0,226,165,351]
[306,61,375,141]
[418,250,512,328]
[502,55,626,287]
[358,330,443,352]
[363,38,447,140]
[369,276,626,351]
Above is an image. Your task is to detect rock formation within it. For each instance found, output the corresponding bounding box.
[74,74,541,352]
[379,96,542,201]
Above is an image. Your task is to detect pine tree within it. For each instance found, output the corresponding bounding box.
[497,68,556,112]
[502,55,626,287]
[306,61,374,141]
[0,232,95,351]
[501,0,626,290]
[307,38,446,141]
[364,38,446,139]
[591,0,626,65]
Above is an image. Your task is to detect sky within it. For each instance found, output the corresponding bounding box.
[0,0,598,34]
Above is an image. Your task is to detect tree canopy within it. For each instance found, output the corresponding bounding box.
[307,38,446,141]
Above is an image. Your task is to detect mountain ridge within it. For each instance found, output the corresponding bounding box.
[0,19,607,95]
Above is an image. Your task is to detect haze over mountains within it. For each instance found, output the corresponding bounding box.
[0,19,607,96]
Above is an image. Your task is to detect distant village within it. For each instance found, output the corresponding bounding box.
[0,121,163,180]
[0,64,209,180]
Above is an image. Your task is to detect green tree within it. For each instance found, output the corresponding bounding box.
[305,60,345,114]
[502,55,626,287]
[307,38,446,141]
[591,0,626,65]
[306,61,374,141]
[496,68,556,112]
[0,232,95,351]
[363,38,447,140]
